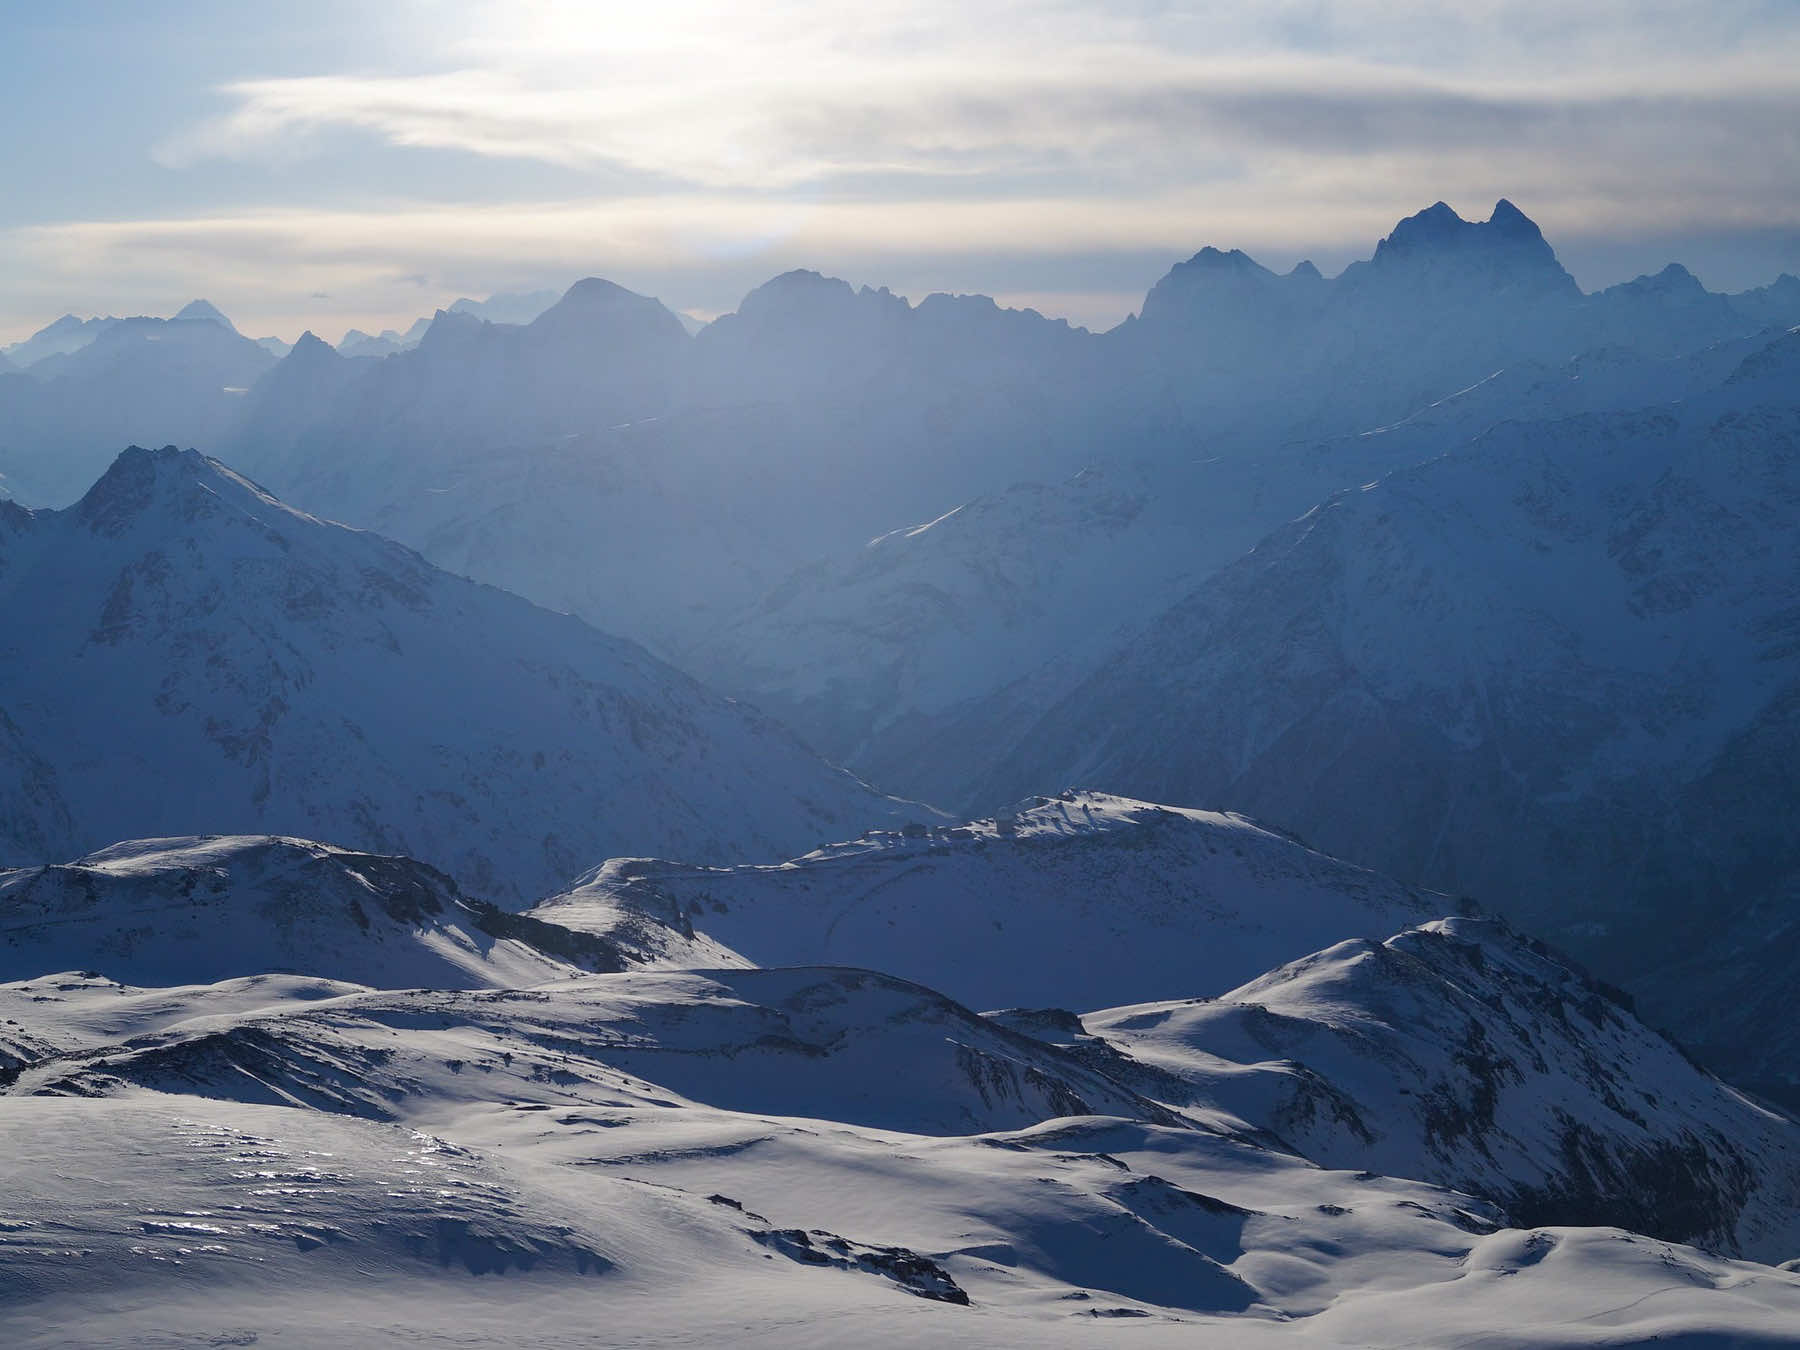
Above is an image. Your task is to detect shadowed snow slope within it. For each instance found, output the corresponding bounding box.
[0,447,915,902]
[531,791,1444,1013]
[1073,918,1800,1262]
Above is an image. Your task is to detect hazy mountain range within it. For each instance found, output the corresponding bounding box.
[3,198,1799,1342]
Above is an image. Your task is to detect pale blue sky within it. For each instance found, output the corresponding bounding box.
[6,0,1799,342]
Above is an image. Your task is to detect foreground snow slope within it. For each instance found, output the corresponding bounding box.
[9,967,1175,1135]
[0,447,916,901]
[530,791,1445,1011]
[1065,917,1800,1262]
[4,970,1799,1347]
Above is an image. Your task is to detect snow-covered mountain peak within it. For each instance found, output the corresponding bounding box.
[1081,915,1800,1261]
[1,451,917,899]
[68,443,303,541]
[0,833,643,990]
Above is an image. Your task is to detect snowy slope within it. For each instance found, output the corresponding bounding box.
[0,446,915,901]
[4,969,1800,1345]
[10,967,1175,1135]
[1074,917,1800,1261]
[0,835,727,992]
[533,791,1445,1011]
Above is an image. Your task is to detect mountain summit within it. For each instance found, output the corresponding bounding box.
[1360,198,1577,297]
[172,299,238,332]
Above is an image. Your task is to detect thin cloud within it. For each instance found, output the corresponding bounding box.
[157,57,1800,198]
[12,1,1800,339]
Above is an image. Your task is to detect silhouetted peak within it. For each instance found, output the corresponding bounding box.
[550,277,640,308]
[1647,262,1702,292]
[764,268,851,294]
[1362,198,1576,296]
[1288,260,1324,282]
[1488,198,1542,238]
[1379,201,1469,254]
[416,307,485,350]
[730,270,909,332]
[288,330,339,360]
[529,278,688,344]
[736,269,856,317]
[174,299,237,332]
[1376,199,1558,258]
[1138,244,1289,326]
[33,314,95,338]
[1183,246,1268,272]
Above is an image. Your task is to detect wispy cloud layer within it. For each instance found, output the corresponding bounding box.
[7,0,1800,339]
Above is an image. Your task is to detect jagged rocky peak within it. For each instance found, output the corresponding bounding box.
[1363,198,1577,294]
[71,444,227,537]
[173,299,237,332]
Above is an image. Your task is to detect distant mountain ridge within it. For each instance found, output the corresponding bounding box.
[167,199,1798,801]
